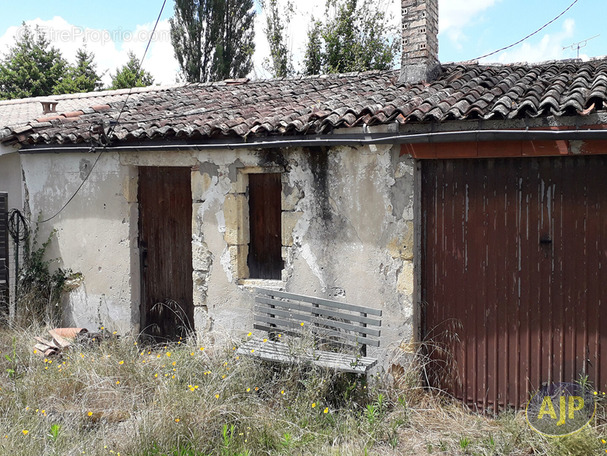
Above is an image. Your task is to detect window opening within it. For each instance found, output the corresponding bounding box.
[247,173,283,279]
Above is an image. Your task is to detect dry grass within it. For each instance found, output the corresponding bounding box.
[0,323,605,456]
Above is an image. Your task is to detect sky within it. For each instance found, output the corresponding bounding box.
[0,0,604,87]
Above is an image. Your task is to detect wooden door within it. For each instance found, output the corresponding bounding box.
[422,156,607,409]
[139,167,193,342]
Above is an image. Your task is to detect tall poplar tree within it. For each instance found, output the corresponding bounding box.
[303,0,399,75]
[170,0,255,83]
[262,0,293,78]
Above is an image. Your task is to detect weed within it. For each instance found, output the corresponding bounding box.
[0,324,605,456]
[220,423,235,456]
[459,435,471,449]
[14,227,75,326]
[4,336,16,378]
[47,423,61,442]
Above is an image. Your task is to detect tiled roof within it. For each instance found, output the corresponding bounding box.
[3,58,607,146]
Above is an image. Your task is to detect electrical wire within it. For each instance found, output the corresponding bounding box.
[473,0,580,61]
[38,150,104,224]
[38,0,168,224]
[107,0,168,138]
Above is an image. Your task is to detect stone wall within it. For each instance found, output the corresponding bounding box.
[18,142,416,369]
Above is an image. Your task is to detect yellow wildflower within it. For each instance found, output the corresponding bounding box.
[22,430,29,435]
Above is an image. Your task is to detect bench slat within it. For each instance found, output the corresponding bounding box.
[253,315,381,347]
[254,304,381,337]
[253,323,362,353]
[255,296,382,327]
[256,288,382,317]
[236,338,377,374]
[242,289,382,374]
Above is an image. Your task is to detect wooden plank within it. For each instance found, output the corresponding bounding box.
[252,323,363,353]
[237,338,377,374]
[254,305,381,337]
[253,314,381,347]
[257,288,382,316]
[255,297,382,326]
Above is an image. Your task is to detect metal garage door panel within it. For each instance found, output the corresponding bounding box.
[422,156,607,409]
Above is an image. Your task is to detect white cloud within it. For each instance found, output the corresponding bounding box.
[494,18,576,63]
[0,16,180,87]
[439,0,499,49]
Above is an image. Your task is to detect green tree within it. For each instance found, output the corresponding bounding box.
[0,23,68,100]
[303,0,399,75]
[54,47,103,94]
[110,51,154,89]
[262,0,293,78]
[170,0,255,83]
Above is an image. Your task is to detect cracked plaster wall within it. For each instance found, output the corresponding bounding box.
[190,144,415,367]
[20,151,136,333]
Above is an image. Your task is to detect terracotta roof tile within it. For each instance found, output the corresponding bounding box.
[4,58,607,146]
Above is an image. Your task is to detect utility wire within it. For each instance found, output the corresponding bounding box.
[38,0,168,224]
[473,0,580,61]
[38,150,104,224]
[107,0,168,138]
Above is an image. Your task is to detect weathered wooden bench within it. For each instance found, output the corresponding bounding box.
[236,288,382,374]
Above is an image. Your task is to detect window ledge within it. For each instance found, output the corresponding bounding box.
[239,279,285,292]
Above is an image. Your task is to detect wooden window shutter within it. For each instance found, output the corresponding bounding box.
[0,193,9,315]
[248,173,283,279]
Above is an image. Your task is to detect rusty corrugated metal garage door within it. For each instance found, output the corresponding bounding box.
[422,156,607,409]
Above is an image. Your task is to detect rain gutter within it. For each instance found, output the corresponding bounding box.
[17,128,607,154]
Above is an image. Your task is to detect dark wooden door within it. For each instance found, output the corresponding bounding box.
[248,173,283,279]
[139,167,193,342]
[422,156,607,409]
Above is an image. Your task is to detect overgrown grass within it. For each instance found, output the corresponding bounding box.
[0,323,605,455]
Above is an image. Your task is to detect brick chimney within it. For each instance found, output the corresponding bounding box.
[399,0,440,84]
